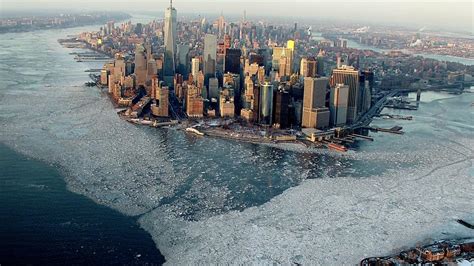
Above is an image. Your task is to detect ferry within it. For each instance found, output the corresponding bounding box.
[185,127,204,136]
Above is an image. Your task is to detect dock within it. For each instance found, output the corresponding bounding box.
[366,126,404,135]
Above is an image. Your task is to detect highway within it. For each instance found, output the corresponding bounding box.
[348,89,403,130]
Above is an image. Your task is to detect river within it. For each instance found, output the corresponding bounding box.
[345,39,474,65]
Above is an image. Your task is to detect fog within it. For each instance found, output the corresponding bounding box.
[1,1,472,33]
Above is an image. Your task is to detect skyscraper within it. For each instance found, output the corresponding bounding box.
[330,83,349,127]
[203,34,217,81]
[224,48,242,74]
[302,77,329,129]
[151,76,169,117]
[330,66,360,124]
[163,0,177,86]
[259,82,273,125]
[273,89,290,129]
[272,47,293,76]
[300,57,317,78]
[134,44,147,86]
[316,50,325,76]
[176,44,189,78]
[191,57,200,80]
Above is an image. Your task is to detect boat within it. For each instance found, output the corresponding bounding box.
[328,143,348,152]
[140,120,153,125]
[185,127,204,136]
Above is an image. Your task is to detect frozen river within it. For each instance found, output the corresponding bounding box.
[0,18,473,264]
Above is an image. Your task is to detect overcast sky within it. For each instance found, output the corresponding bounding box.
[1,0,473,33]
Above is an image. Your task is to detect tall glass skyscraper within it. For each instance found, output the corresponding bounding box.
[163,0,177,86]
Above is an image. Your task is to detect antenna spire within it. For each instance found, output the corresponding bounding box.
[170,0,173,8]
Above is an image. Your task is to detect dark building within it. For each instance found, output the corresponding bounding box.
[249,53,264,66]
[360,70,375,89]
[224,48,242,74]
[273,89,290,129]
[252,85,261,124]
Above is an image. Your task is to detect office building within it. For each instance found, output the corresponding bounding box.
[316,50,325,76]
[151,76,169,117]
[358,70,374,115]
[203,34,217,79]
[259,82,273,125]
[303,77,328,109]
[176,44,189,77]
[223,73,241,114]
[146,58,158,83]
[186,85,204,117]
[252,85,261,123]
[208,77,219,99]
[219,88,235,117]
[273,89,290,129]
[302,77,329,129]
[330,83,349,126]
[163,0,177,86]
[134,44,147,86]
[330,65,360,124]
[272,46,293,76]
[224,48,241,74]
[300,57,317,78]
[191,57,200,80]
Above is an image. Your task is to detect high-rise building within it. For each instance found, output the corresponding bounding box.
[176,44,189,77]
[219,88,235,117]
[302,77,329,129]
[272,47,293,75]
[303,77,327,109]
[217,15,225,37]
[359,70,374,115]
[330,65,360,124]
[223,73,241,114]
[151,76,169,117]
[134,45,147,86]
[316,55,325,76]
[224,48,241,74]
[330,83,349,127]
[273,89,290,129]
[196,71,205,92]
[300,57,317,78]
[146,58,158,83]
[287,40,295,52]
[191,57,200,80]
[208,77,219,99]
[203,34,217,80]
[186,85,204,117]
[223,34,232,51]
[163,0,177,86]
[100,68,109,85]
[259,82,274,125]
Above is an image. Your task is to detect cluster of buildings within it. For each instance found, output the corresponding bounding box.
[96,1,376,135]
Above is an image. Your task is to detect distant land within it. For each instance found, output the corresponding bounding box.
[0,12,131,34]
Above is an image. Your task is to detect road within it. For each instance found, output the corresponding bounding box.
[349,89,403,130]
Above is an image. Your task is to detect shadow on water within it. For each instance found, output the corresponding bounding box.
[0,144,165,265]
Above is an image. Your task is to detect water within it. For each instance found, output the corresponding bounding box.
[0,16,472,264]
[346,39,474,65]
[0,144,165,265]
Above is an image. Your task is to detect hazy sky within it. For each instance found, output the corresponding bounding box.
[1,0,473,33]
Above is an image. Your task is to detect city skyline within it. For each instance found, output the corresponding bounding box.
[1,1,473,264]
[1,1,472,34]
